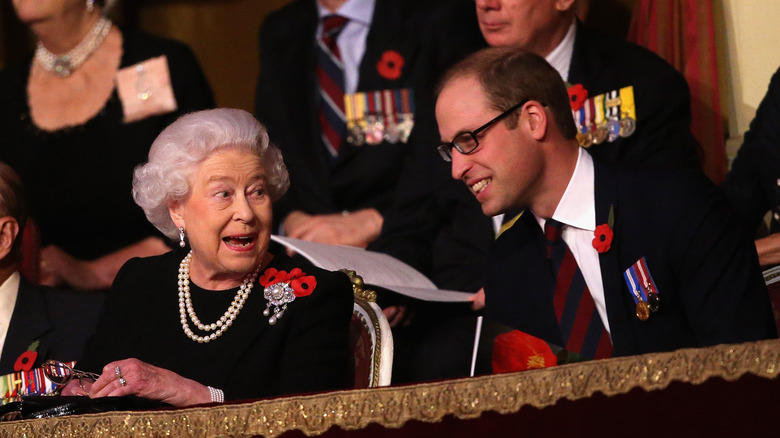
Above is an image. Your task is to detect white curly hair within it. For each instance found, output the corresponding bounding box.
[132,108,289,239]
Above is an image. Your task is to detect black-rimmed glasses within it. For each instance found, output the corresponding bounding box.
[437,99,529,162]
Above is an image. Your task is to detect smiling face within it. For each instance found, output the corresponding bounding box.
[475,0,573,56]
[169,148,273,288]
[436,75,544,217]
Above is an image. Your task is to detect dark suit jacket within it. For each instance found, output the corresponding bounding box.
[373,21,701,293]
[485,159,776,356]
[721,66,780,234]
[0,277,105,374]
[255,0,473,227]
[76,249,353,401]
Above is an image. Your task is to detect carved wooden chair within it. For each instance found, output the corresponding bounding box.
[341,269,393,388]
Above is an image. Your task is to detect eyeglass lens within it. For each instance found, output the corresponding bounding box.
[43,360,100,385]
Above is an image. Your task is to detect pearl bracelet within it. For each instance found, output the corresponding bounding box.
[207,386,224,403]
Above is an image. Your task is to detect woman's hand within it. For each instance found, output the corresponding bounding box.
[87,358,213,407]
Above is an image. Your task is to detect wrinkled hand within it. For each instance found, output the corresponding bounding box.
[284,209,383,248]
[469,288,485,311]
[86,358,212,407]
[39,245,98,290]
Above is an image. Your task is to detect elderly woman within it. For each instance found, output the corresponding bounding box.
[0,0,214,289]
[65,109,353,406]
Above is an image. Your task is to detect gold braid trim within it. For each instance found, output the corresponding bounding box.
[2,339,779,436]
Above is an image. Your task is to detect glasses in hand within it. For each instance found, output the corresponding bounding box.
[42,360,100,394]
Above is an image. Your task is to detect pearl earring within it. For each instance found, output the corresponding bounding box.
[179,226,186,248]
[86,0,95,11]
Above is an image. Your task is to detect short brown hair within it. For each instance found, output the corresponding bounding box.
[0,162,27,260]
[437,47,577,139]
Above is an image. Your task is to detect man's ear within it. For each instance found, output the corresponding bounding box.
[524,101,549,141]
[555,0,577,13]
[168,202,185,230]
[0,217,20,261]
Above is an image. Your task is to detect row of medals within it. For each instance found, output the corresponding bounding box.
[576,115,636,148]
[346,113,414,146]
[635,285,660,321]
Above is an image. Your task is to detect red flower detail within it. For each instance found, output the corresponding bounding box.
[14,350,37,372]
[288,268,304,279]
[376,50,404,80]
[291,275,317,297]
[491,330,557,374]
[259,268,289,287]
[568,84,588,111]
[592,224,614,253]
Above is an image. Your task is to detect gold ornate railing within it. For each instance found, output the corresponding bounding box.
[2,339,779,437]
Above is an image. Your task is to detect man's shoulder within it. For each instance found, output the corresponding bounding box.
[261,0,315,36]
[18,280,106,327]
[572,25,685,92]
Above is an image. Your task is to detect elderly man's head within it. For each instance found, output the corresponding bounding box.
[435,47,577,216]
[476,0,577,55]
[0,162,27,263]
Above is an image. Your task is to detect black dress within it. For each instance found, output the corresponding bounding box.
[0,29,214,259]
[77,248,354,401]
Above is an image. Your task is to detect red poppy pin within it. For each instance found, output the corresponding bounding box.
[592,204,615,253]
[260,267,317,325]
[568,84,588,111]
[376,50,404,80]
[13,340,40,372]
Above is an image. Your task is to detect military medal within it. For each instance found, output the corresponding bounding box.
[591,95,608,144]
[605,90,622,143]
[382,89,400,143]
[344,93,365,146]
[647,292,660,312]
[635,299,650,321]
[364,91,384,145]
[618,86,637,138]
[623,257,661,321]
[620,117,636,137]
[396,89,415,143]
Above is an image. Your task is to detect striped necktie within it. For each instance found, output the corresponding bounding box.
[316,14,349,158]
[544,219,612,360]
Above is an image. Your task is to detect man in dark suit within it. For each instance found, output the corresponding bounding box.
[0,162,104,375]
[435,47,775,357]
[255,0,479,249]
[374,0,701,300]
[722,66,780,268]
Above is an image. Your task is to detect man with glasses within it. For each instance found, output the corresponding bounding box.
[0,162,104,375]
[435,47,775,356]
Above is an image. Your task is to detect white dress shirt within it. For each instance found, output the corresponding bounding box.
[0,271,21,359]
[317,0,376,94]
[534,148,611,334]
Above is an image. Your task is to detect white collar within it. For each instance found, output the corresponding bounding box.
[0,271,21,334]
[545,19,577,82]
[317,0,375,27]
[538,148,595,231]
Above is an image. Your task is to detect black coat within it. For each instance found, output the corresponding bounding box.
[486,159,775,356]
[76,249,353,401]
[0,277,104,374]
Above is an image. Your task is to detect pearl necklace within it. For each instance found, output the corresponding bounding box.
[34,17,112,77]
[178,251,261,343]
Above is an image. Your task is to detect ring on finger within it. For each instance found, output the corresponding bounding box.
[118,377,127,387]
[115,366,122,378]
